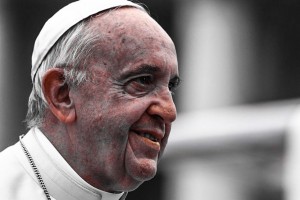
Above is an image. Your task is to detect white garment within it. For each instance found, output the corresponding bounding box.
[0,127,127,200]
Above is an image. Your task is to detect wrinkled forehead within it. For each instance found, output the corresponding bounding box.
[88,7,175,54]
[92,7,168,37]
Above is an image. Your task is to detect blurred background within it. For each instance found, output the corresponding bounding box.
[0,0,300,199]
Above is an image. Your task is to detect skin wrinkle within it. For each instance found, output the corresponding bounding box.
[42,7,179,193]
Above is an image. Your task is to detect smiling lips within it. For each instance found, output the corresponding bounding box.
[137,132,158,142]
[130,128,164,153]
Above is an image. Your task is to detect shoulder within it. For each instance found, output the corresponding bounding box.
[0,144,20,173]
[0,142,46,199]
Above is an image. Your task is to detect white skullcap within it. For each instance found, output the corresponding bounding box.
[31,0,144,81]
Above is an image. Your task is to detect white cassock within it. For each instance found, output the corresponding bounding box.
[0,127,127,200]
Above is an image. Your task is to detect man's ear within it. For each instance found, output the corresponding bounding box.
[42,68,76,124]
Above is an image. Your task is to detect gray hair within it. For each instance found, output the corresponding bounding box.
[26,17,104,128]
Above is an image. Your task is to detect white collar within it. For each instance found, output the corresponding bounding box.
[21,127,125,200]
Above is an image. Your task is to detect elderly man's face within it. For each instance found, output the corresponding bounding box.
[70,8,179,192]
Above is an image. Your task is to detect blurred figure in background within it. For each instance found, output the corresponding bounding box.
[285,108,300,200]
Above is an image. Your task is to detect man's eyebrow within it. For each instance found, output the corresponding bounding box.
[120,65,160,80]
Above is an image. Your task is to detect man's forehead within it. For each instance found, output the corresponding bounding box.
[88,7,176,65]
[89,7,156,36]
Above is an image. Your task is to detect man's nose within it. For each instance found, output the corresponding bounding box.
[147,88,177,123]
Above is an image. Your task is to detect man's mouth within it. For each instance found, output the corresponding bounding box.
[137,132,158,142]
[129,129,163,157]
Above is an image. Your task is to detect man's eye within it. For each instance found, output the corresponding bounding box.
[124,75,155,96]
[134,76,152,85]
[168,77,181,95]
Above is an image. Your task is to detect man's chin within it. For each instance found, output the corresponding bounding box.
[132,159,157,178]
[123,158,157,191]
